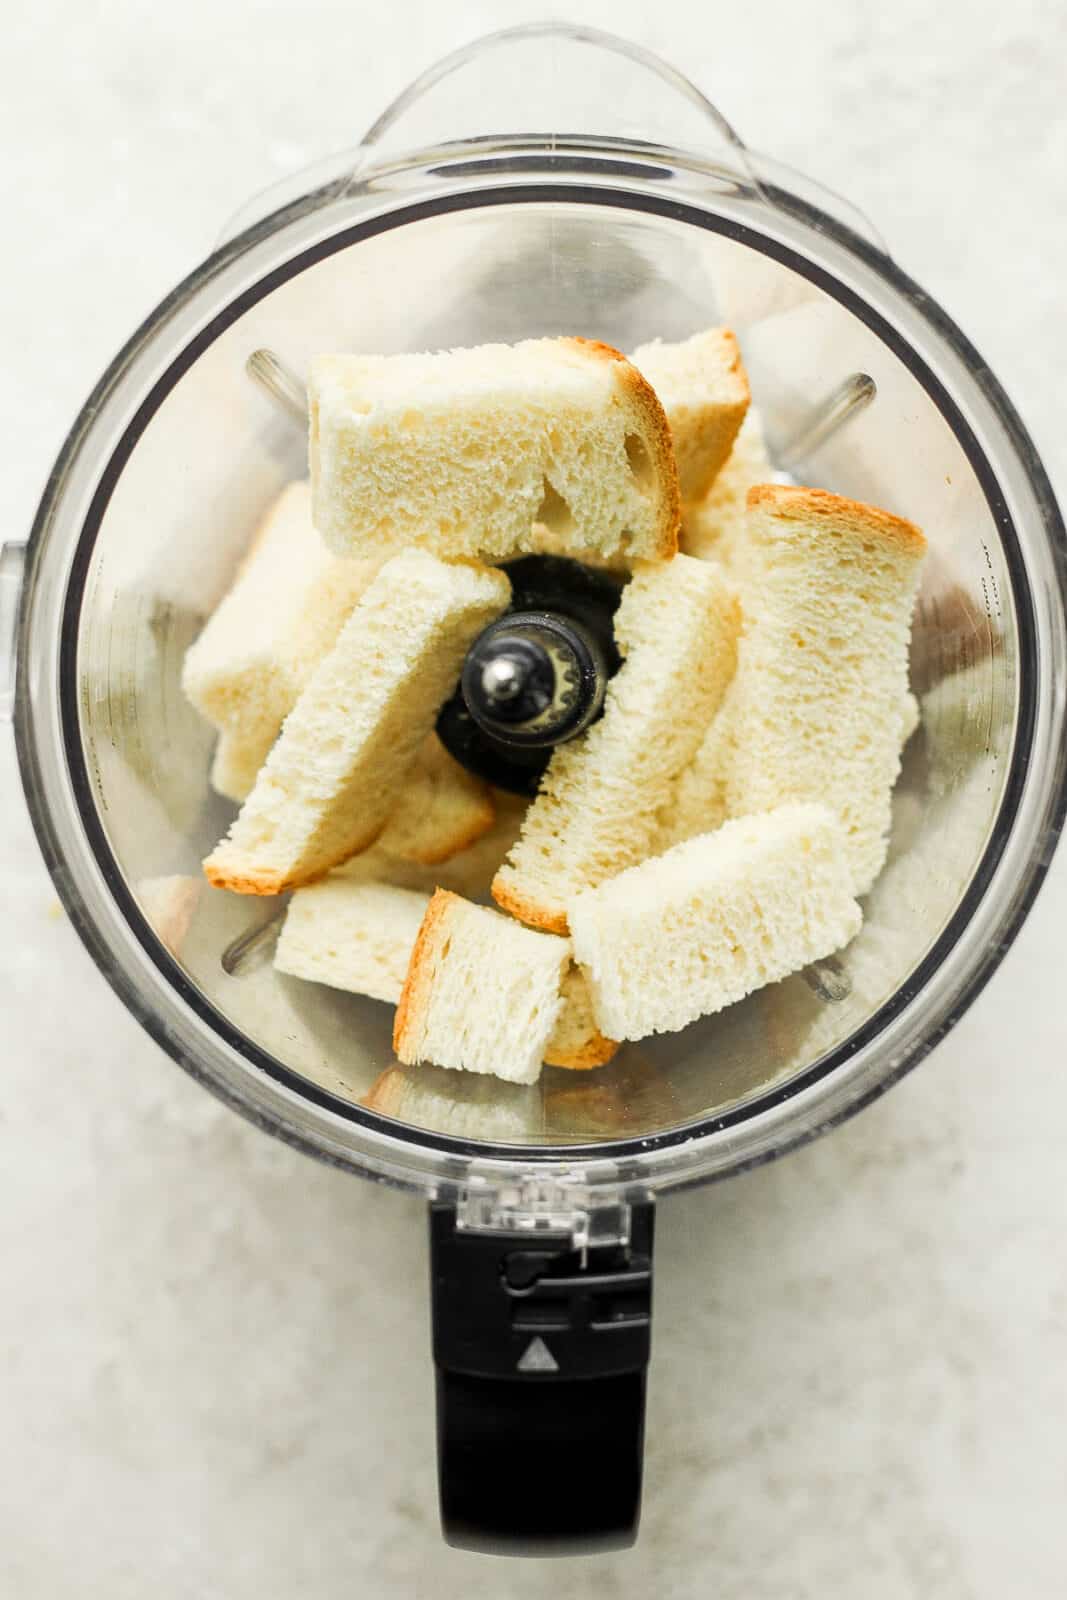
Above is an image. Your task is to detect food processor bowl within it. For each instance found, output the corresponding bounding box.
[7,23,1066,1555]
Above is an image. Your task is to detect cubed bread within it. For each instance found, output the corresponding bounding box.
[276,875,613,1069]
[275,880,430,1003]
[310,337,680,566]
[631,327,750,502]
[492,554,741,933]
[724,485,926,894]
[393,891,570,1084]
[182,481,381,800]
[662,485,926,889]
[568,803,863,1040]
[203,551,510,894]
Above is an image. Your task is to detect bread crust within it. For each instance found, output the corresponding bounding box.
[361,1065,406,1116]
[630,327,750,505]
[567,337,681,562]
[392,887,456,1060]
[204,820,387,895]
[719,328,749,398]
[203,864,287,895]
[696,330,752,496]
[747,483,926,553]
[490,874,570,936]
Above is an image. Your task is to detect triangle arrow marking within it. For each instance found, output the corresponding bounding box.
[517,1335,559,1373]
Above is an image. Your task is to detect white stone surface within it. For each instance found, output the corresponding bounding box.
[3,2,1067,1594]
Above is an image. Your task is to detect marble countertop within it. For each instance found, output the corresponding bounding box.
[3,2,1066,1595]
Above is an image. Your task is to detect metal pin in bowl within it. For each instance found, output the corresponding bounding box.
[802,955,852,1003]
[776,373,876,473]
[221,908,286,976]
[246,349,309,425]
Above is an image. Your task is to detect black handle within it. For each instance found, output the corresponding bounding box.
[429,1200,654,1556]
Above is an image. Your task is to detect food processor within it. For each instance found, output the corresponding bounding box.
[6,21,1066,1557]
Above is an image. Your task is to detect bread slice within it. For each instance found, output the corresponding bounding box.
[376,734,494,866]
[681,408,772,568]
[203,551,510,895]
[544,967,619,1070]
[722,484,926,894]
[631,328,750,502]
[310,337,680,566]
[393,890,570,1084]
[492,554,741,933]
[182,481,381,800]
[568,803,862,1041]
[275,879,430,1002]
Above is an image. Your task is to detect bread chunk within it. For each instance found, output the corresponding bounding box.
[182,481,380,800]
[632,327,750,502]
[394,891,571,1084]
[310,337,680,565]
[568,804,862,1040]
[493,554,740,933]
[204,551,509,894]
[662,485,926,891]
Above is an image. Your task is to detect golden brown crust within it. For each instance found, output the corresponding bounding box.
[566,336,629,365]
[618,361,682,563]
[544,1033,620,1071]
[630,327,750,505]
[361,1065,406,1116]
[204,818,388,896]
[203,862,290,896]
[392,887,458,1060]
[747,482,926,553]
[682,329,750,500]
[719,328,749,395]
[568,337,681,563]
[490,873,570,936]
